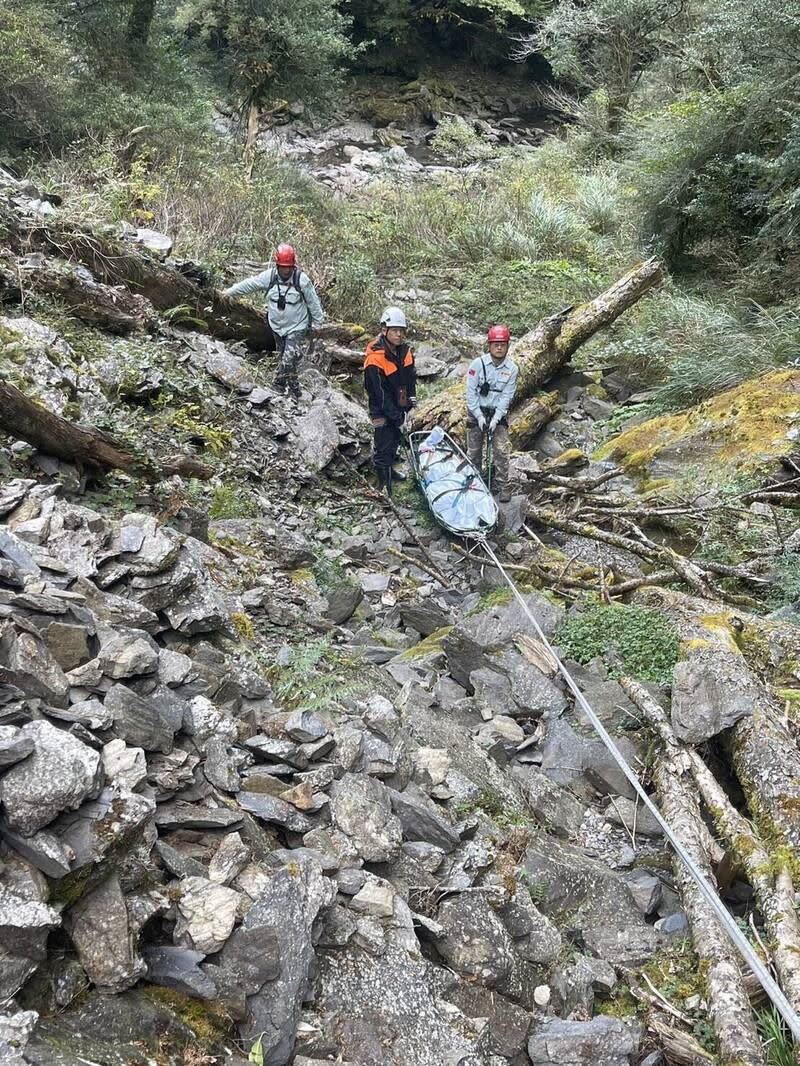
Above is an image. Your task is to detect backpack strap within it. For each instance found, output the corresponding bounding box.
[265,266,311,328]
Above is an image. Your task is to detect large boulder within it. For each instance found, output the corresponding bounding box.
[444,592,563,690]
[294,402,341,471]
[0,722,103,835]
[64,874,146,993]
[311,943,489,1066]
[671,648,759,743]
[237,853,336,1065]
[521,834,659,967]
[435,893,516,987]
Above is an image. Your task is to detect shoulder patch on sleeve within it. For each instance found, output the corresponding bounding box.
[468,368,476,376]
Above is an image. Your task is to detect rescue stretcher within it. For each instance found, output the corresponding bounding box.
[408,426,497,539]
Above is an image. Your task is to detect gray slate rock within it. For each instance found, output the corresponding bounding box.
[329,773,402,862]
[671,648,760,743]
[105,683,176,754]
[389,782,459,852]
[0,721,102,835]
[143,945,217,999]
[323,583,363,624]
[0,826,72,878]
[98,635,159,679]
[54,785,155,873]
[153,801,243,831]
[0,883,61,959]
[295,403,341,472]
[285,708,329,743]
[239,853,337,1065]
[1,629,70,707]
[175,876,241,954]
[65,874,146,993]
[237,790,316,832]
[0,726,34,769]
[218,923,281,994]
[0,529,41,578]
[436,893,516,986]
[528,1017,641,1066]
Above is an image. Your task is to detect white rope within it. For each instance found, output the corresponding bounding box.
[479,537,800,1043]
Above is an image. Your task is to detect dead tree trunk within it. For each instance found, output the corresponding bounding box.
[634,587,800,859]
[0,381,211,481]
[621,675,800,1016]
[0,254,157,334]
[19,226,273,350]
[508,392,562,449]
[652,752,767,1066]
[409,257,663,434]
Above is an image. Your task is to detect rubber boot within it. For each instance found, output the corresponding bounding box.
[378,469,393,497]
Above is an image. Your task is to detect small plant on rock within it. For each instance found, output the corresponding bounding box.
[555,603,680,685]
[209,483,259,519]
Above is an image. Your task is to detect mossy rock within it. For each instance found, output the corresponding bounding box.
[398,625,452,661]
[595,369,800,492]
[26,986,236,1065]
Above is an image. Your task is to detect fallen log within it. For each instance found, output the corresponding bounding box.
[652,749,767,1065]
[508,392,562,449]
[18,224,273,349]
[0,380,212,481]
[621,676,800,1016]
[526,505,761,606]
[409,257,664,433]
[0,252,157,334]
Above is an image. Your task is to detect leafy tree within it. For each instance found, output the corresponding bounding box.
[625,0,800,291]
[0,0,79,147]
[515,0,687,130]
[175,0,353,152]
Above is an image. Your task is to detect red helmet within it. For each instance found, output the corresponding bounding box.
[488,324,511,344]
[274,243,296,267]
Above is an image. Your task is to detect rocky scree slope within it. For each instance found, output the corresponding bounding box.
[1,178,798,1066]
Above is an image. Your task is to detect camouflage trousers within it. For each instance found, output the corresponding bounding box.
[274,330,309,395]
[466,415,509,491]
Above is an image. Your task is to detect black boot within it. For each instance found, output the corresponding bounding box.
[377,469,393,497]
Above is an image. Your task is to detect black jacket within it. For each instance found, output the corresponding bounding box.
[363,335,416,423]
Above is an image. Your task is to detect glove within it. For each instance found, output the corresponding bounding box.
[476,413,486,432]
[489,413,501,434]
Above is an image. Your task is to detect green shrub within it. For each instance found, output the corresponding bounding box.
[431,117,495,166]
[582,290,797,405]
[209,483,259,519]
[555,603,680,684]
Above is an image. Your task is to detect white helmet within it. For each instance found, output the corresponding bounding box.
[380,306,407,329]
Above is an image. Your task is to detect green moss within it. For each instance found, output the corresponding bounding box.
[469,587,514,615]
[140,986,233,1048]
[595,985,639,1019]
[555,603,680,684]
[595,370,800,490]
[231,610,256,641]
[398,625,452,660]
